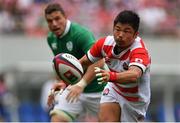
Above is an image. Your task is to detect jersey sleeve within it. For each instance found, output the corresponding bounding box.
[87,37,106,63]
[129,48,151,72]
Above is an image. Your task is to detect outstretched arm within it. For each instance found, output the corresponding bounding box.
[78,55,104,85]
[66,55,104,103]
[95,65,142,84]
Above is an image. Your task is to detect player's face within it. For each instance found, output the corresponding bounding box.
[45,11,67,37]
[113,22,138,49]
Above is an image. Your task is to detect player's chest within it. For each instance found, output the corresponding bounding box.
[51,38,77,54]
[105,57,130,72]
[103,50,130,72]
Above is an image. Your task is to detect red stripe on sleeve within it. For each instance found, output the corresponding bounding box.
[90,37,106,57]
[130,48,150,66]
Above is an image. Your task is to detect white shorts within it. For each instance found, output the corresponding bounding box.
[50,87,101,120]
[100,83,150,122]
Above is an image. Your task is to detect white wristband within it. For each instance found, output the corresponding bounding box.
[76,79,87,88]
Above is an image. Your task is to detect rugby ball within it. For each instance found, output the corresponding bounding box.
[53,53,84,85]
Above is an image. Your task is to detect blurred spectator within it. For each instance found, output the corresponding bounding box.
[0,73,9,121]
[0,0,25,34]
[137,0,168,34]
[0,0,179,38]
[137,0,179,36]
[23,2,48,37]
[0,73,19,122]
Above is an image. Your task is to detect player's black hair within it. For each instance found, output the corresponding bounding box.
[114,10,140,32]
[45,3,65,16]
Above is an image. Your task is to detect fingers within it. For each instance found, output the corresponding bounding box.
[97,76,108,84]
[67,96,78,103]
[94,67,109,84]
[66,91,79,103]
[94,67,101,72]
[52,82,66,91]
[95,67,103,84]
[66,85,82,103]
[47,92,54,107]
[50,88,64,96]
[48,82,65,107]
[47,89,64,108]
[96,73,102,77]
[58,88,64,95]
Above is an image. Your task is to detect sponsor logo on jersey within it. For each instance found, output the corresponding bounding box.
[52,43,57,50]
[123,62,128,70]
[66,41,73,51]
[103,88,110,95]
[135,58,143,64]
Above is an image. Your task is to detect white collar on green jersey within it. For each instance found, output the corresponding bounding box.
[59,20,71,38]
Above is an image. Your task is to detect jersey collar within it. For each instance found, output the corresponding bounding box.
[59,20,71,38]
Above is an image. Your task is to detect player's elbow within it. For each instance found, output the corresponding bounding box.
[130,73,141,82]
[130,76,139,82]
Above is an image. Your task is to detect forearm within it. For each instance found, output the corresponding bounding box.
[68,59,104,102]
[78,55,104,88]
[115,71,139,84]
[83,59,104,84]
[110,66,142,84]
[77,59,104,88]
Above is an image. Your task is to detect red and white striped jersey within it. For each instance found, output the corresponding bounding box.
[87,36,151,103]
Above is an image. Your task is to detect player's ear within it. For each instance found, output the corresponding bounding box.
[64,15,67,19]
[134,31,139,38]
[63,13,67,19]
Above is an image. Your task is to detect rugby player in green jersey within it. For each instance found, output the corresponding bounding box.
[44,3,106,122]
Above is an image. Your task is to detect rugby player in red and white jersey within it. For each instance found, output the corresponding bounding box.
[79,10,151,122]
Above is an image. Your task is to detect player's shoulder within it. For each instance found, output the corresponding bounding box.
[130,36,149,54]
[71,22,92,33]
[97,35,114,45]
[71,22,86,29]
[47,32,57,42]
[132,36,147,49]
[47,31,54,37]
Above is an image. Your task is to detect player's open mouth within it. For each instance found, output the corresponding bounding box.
[53,28,60,32]
[53,29,61,34]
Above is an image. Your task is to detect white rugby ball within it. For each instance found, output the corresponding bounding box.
[53,53,84,85]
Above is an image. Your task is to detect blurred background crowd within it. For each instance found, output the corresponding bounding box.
[0,0,180,122]
[0,0,180,38]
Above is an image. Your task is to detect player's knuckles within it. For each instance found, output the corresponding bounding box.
[66,96,71,102]
[47,99,52,106]
[67,93,75,102]
[71,96,78,103]
[70,98,75,103]
[96,73,101,76]
[67,96,75,103]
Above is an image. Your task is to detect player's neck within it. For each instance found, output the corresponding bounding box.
[113,45,124,55]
